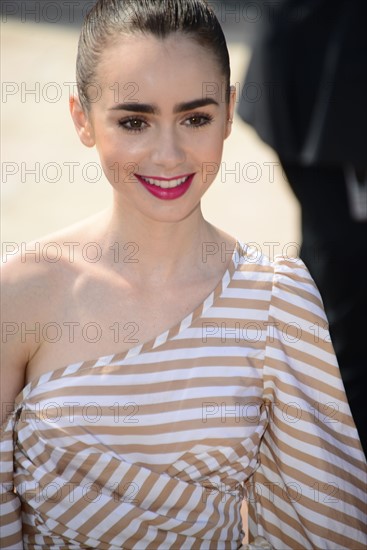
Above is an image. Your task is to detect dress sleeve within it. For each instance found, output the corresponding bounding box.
[246,256,366,549]
[0,412,23,549]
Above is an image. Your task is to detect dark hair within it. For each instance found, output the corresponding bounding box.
[76,0,231,110]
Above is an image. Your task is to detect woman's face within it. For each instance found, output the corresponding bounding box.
[71,32,235,224]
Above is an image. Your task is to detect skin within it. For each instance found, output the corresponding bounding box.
[0,32,236,424]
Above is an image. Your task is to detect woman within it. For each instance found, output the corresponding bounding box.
[1,1,366,548]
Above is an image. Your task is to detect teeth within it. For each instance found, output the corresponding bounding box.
[141,176,189,188]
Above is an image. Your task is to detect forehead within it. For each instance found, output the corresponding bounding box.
[95,32,225,106]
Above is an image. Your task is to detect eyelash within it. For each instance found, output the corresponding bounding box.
[117,116,149,133]
[183,113,214,130]
[117,113,214,133]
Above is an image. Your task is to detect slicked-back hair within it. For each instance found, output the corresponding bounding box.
[76,0,231,110]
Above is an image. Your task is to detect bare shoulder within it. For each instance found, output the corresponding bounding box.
[0,212,108,423]
[1,244,56,423]
[2,212,106,308]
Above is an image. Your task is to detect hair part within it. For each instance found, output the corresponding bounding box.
[76,0,231,111]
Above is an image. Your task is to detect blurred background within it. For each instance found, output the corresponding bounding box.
[1,0,300,254]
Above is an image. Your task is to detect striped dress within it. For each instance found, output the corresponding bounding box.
[1,242,366,549]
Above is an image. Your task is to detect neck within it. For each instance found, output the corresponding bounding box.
[95,203,235,285]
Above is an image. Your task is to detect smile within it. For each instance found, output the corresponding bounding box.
[137,174,191,188]
[134,173,195,200]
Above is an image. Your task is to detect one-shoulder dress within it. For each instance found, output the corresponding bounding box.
[1,242,366,549]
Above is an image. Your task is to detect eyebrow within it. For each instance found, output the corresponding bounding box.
[109,98,219,114]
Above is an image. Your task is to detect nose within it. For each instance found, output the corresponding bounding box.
[150,126,186,170]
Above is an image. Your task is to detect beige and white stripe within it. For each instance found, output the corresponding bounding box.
[1,242,366,549]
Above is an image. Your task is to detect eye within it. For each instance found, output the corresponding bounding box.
[117,116,148,132]
[183,113,214,129]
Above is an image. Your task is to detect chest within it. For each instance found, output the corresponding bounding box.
[26,273,220,382]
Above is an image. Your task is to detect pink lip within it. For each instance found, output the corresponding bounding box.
[134,173,195,200]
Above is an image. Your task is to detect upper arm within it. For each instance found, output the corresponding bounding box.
[0,257,40,424]
[246,255,366,548]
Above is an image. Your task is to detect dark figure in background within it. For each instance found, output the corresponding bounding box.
[238,0,367,454]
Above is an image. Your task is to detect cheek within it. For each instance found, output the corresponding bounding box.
[100,156,139,191]
[196,135,224,183]
[94,131,141,190]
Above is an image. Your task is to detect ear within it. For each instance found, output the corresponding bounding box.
[69,95,95,148]
[224,85,237,139]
